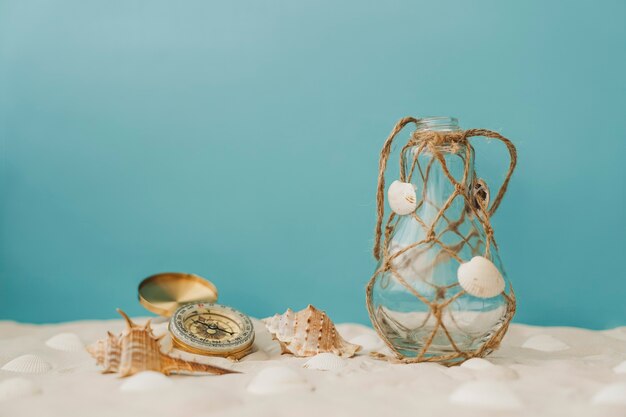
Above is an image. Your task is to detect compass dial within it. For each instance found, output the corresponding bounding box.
[169,303,254,359]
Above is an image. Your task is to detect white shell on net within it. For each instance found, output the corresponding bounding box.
[521,334,570,352]
[457,256,505,298]
[247,366,312,395]
[387,180,417,215]
[0,378,41,402]
[302,353,346,371]
[1,355,52,374]
[591,383,626,405]
[45,332,85,352]
[449,381,522,410]
[120,371,173,392]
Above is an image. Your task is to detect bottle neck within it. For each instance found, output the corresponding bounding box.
[414,116,460,133]
[403,116,472,221]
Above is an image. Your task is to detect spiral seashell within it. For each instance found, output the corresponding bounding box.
[0,378,41,402]
[457,256,505,298]
[247,366,312,395]
[86,309,237,377]
[263,305,361,358]
[45,332,85,352]
[387,180,417,215]
[1,355,52,374]
[302,353,346,371]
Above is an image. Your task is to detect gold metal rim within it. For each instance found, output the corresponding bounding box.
[138,272,218,317]
[170,332,255,360]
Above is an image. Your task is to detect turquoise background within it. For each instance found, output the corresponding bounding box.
[1,1,624,328]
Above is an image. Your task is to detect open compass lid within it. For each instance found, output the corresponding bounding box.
[138,272,218,317]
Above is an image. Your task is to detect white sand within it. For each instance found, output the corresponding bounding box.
[0,317,625,416]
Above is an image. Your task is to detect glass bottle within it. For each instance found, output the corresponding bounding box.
[368,116,514,364]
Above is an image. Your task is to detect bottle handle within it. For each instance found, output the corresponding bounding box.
[463,129,518,217]
[373,117,420,261]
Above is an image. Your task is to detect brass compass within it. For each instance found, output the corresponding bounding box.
[138,272,255,360]
[169,303,254,360]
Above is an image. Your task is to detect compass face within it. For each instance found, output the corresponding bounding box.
[169,303,254,357]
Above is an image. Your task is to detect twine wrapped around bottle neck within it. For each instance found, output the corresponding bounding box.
[372,118,517,261]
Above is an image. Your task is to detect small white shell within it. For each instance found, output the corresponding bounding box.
[302,353,345,371]
[348,333,384,353]
[591,383,626,405]
[1,355,52,374]
[460,358,494,370]
[449,381,522,410]
[460,358,518,380]
[387,180,417,215]
[120,371,173,392]
[457,256,505,298]
[45,332,84,352]
[247,366,312,395]
[521,335,570,352]
[0,378,41,402]
[613,360,626,374]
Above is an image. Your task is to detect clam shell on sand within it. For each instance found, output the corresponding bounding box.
[45,332,85,352]
[247,366,312,395]
[120,371,174,392]
[0,378,41,402]
[303,353,346,371]
[449,381,522,410]
[1,354,52,374]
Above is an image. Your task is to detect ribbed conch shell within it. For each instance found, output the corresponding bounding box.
[263,305,361,358]
[86,309,236,377]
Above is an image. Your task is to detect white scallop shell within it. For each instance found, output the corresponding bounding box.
[521,335,570,352]
[387,180,417,215]
[457,256,505,298]
[120,371,173,392]
[303,353,346,371]
[449,381,522,410]
[1,355,52,374]
[591,383,626,405]
[0,378,41,402]
[45,332,84,352]
[247,366,312,395]
[613,360,626,374]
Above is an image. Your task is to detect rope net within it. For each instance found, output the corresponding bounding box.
[366,117,518,365]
